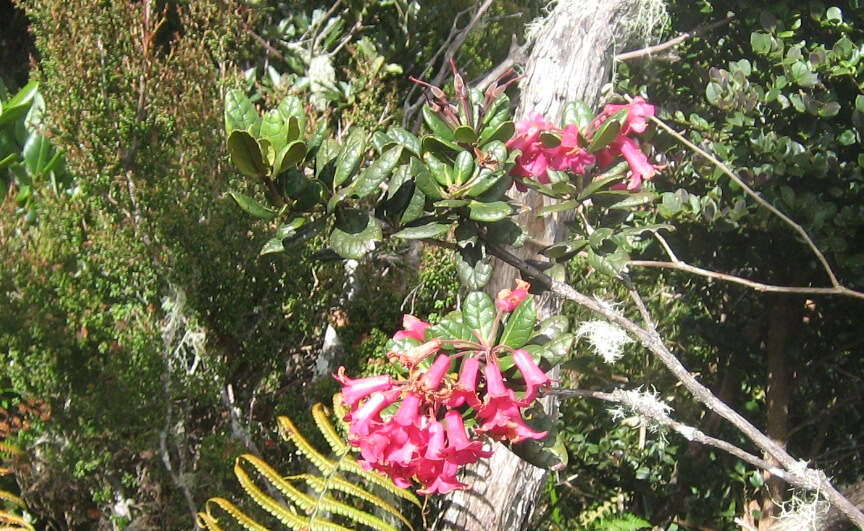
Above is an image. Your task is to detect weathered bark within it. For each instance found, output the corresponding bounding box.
[435,2,655,529]
[760,295,801,529]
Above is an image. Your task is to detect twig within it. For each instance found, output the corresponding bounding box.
[306,0,344,53]
[471,34,528,92]
[484,240,864,528]
[648,113,864,300]
[628,259,864,299]
[249,29,293,64]
[614,17,733,61]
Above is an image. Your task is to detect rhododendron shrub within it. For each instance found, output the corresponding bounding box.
[334,281,571,494]
[507,97,658,190]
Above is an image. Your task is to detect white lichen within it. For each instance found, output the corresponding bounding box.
[609,388,672,431]
[576,320,632,364]
[771,490,830,531]
[161,285,207,375]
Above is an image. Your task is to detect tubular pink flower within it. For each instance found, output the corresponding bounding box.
[424,419,447,460]
[547,125,596,175]
[506,112,554,152]
[394,314,431,341]
[417,461,467,495]
[443,410,493,464]
[496,279,530,313]
[512,349,552,405]
[394,339,442,368]
[334,370,394,407]
[347,389,400,437]
[483,359,516,400]
[477,397,547,443]
[420,354,452,390]
[445,356,482,408]
[394,392,422,427]
[511,148,549,180]
[617,137,655,189]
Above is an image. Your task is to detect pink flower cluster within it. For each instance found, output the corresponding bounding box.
[507,97,657,190]
[334,285,552,495]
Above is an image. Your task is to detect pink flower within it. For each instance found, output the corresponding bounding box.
[617,137,655,189]
[334,369,394,407]
[445,356,482,408]
[394,392,422,427]
[443,410,492,464]
[511,148,550,181]
[394,314,431,341]
[477,358,547,443]
[589,97,655,137]
[417,461,467,495]
[512,349,552,405]
[547,125,595,175]
[347,389,400,437]
[506,112,554,152]
[392,339,442,368]
[496,279,530,313]
[420,354,452,390]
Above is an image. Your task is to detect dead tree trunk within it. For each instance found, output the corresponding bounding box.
[434,1,657,529]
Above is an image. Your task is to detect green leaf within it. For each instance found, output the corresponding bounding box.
[610,191,657,209]
[500,297,536,349]
[535,200,580,216]
[392,222,450,239]
[543,332,574,364]
[422,106,455,140]
[411,157,444,200]
[453,150,474,186]
[227,130,267,177]
[315,138,340,182]
[278,95,306,139]
[352,145,403,198]
[334,128,366,187]
[388,127,421,156]
[22,133,57,176]
[224,89,260,135]
[463,292,496,343]
[259,108,290,158]
[260,237,286,255]
[468,200,512,222]
[705,82,722,105]
[478,121,514,146]
[400,188,426,224]
[577,163,629,199]
[329,210,382,259]
[485,218,526,247]
[428,312,471,342]
[539,131,561,148]
[587,248,630,277]
[467,169,504,198]
[509,404,567,470]
[273,140,307,174]
[751,32,773,54]
[434,199,469,208]
[455,251,493,291]
[0,152,16,170]
[562,100,594,130]
[587,108,627,152]
[0,81,38,127]
[229,191,277,220]
[541,238,588,260]
[533,315,569,344]
[421,135,460,159]
[453,125,478,144]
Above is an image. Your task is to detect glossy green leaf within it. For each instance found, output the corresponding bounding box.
[421,135,461,159]
[274,140,307,174]
[533,315,569,344]
[543,332,574,364]
[315,138,340,183]
[334,128,366,188]
[227,130,267,177]
[329,210,382,259]
[561,99,594,130]
[539,131,561,148]
[411,158,444,200]
[260,237,286,255]
[467,169,504,197]
[500,297,536,349]
[463,291,496,343]
[352,145,403,198]
[455,249,493,291]
[422,106,455,140]
[541,238,588,260]
[478,121,514,146]
[577,162,629,199]
[453,126,477,145]
[400,188,426,224]
[609,191,657,209]
[535,199,580,216]
[229,191,277,220]
[224,89,260,135]
[0,81,37,127]
[392,222,450,239]
[485,218,525,247]
[434,199,469,208]
[468,200,512,222]
[587,248,630,277]
[388,127,421,156]
[22,133,57,176]
[453,150,474,186]
[587,108,627,152]
[428,312,471,343]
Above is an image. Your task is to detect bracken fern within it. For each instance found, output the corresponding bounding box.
[197,402,419,530]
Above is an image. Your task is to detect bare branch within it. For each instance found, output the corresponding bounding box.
[649,113,864,300]
[614,17,733,61]
[471,34,528,92]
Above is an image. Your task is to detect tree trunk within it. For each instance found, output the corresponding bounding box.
[759,295,801,529]
[435,2,656,528]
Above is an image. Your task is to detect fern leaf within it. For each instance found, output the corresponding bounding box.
[0,490,26,509]
[196,511,226,531]
[337,454,423,508]
[233,460,314,530]
[0,467,12,476]
[0,442,22,458]
[0,510,35,530]
[290,474,414,531]
[238,455,396,531]
[205,498,270,531]
[312,403,350,456]
[277,416,337,474]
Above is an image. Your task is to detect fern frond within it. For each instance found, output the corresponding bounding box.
[0,510,34,530]
[238,455,397,531]
[205,498,269,531]
[277,416,337,474]
[0,467,12,476]
[289,474,414,531]
[312,403,350,456]
[234,459,313,530]
[0,442,22,458]
[0,490,25,509]
[196,511,226,531]
[337,454,423,508]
